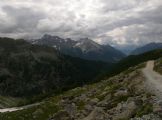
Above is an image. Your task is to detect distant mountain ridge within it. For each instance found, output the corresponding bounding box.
[31,34,126,62]
[131,42,162,55]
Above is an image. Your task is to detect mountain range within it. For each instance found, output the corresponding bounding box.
[0,40,162,119]
[30,34,126,63]
[1,37,162,98]
[1,36,162,120]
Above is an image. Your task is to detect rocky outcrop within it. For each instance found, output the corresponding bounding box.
[131,114,161,120]
[49,111,72,120]
[49,64,162,120]
[32,34,126,62]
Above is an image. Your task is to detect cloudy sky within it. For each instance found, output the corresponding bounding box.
[0,0,162,48]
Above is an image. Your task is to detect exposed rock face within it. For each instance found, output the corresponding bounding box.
[113,100,138,120]
[83,107,109,120]
[114,88,128,97]
[64,103,77,118]
[131,114,161,120]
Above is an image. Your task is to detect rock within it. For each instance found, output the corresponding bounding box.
[100,91,108,96]
[131,114,161,120]
[97,94,111,107]
[153,104,162,113]
[89,98,99,106]
[75,112,85,119]
[84,104,93,112]
[153,101,162,115]
[114,88,128,97]
[79,94,87,100]
[104,94,112,101]
[115,102,124,111]
[113,100,138,120]
[32,109,44,119]
[49,111,72,120]
[83,107,110,120]
[64,103,77,117]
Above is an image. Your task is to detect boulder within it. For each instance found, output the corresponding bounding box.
[83,107,110,120]
[114,88,128,97]
[89,98,99,106]
[131,114,161,120]
[49,111,72,120]
[113,100,138,120]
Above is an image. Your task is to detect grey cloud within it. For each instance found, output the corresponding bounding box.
[1,6,45,34]
[140,6,162,24]
[0,0,162,47]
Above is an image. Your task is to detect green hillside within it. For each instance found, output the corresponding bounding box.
[0,37,111,99]
[105,49,162,78]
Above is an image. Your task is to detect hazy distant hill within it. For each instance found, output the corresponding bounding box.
[31,34,126,62]
[131,42,162,55]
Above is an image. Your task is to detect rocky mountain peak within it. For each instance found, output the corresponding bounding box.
[76,38,102,52]
[41,34,63,42]
[30,35,126,62]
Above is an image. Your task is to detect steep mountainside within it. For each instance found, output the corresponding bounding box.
[1,60,162,120]
[31,34,125,62]
[131,42,162,55]
[0,37,112,97]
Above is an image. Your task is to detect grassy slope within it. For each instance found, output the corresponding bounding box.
[0,37,112,98]
[0,63,153,120]
[0,87,86,120]
[105,49,162,78]
[0,43,162,108]
[0,96,26,108]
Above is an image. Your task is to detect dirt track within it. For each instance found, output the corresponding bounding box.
[143,61,162,99]
[0,102,41,113]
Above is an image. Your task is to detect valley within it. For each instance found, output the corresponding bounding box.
[0,0,162,119]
